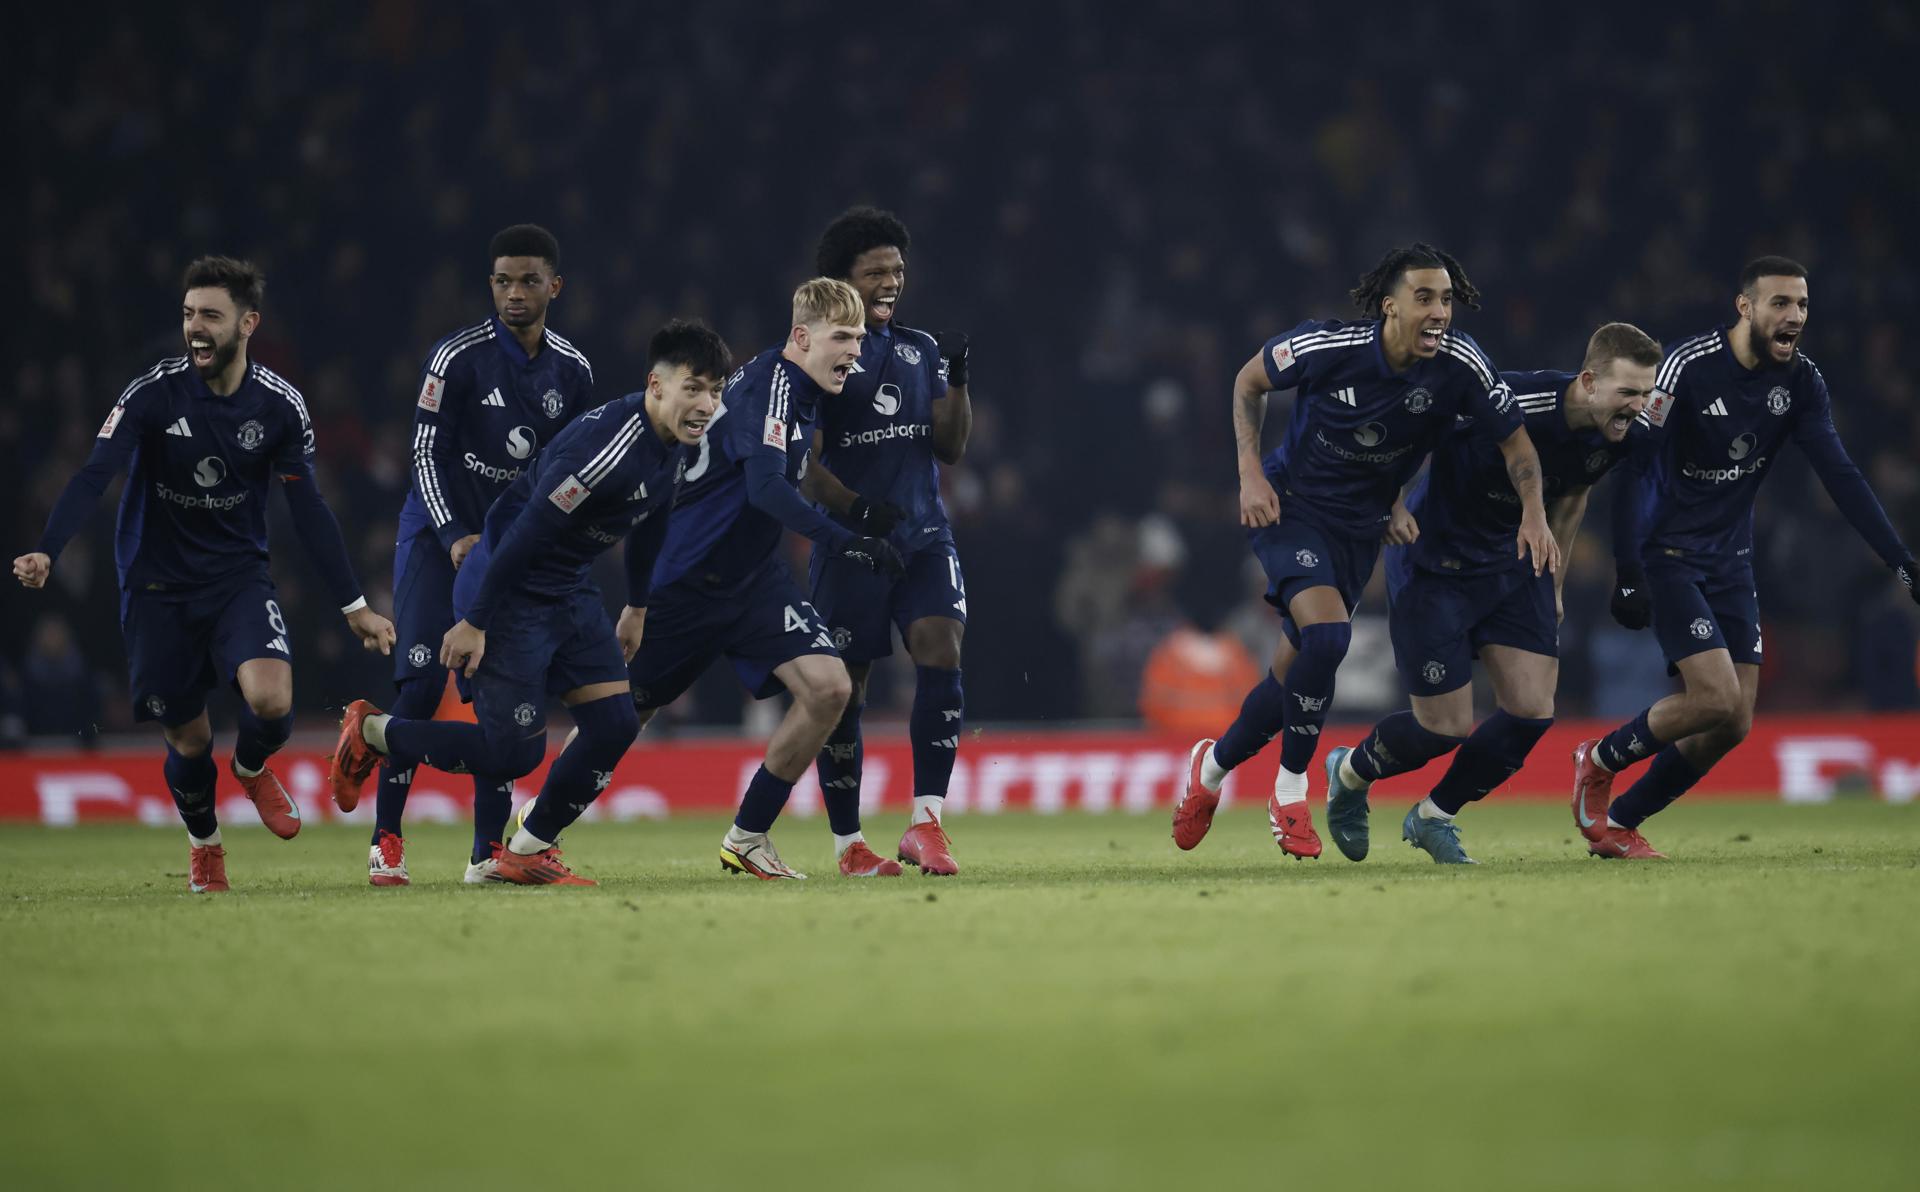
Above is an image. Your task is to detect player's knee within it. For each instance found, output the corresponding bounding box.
[491,734,547,781]
[391,676,445,718]
[802,667,853,723]
[908,624,963,670]
[1415,704,1475,739]
[245,690,292,722]
[163,722,212,757]
[1691,683,1742,730]
[1295,621,1352,666]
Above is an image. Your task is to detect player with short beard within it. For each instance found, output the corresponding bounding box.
[802,206,972,877]
[365,224,595,887]
[1573,258,1918,858]
[14,256,395,892]
[1321,324,1662,863]
[1171,244,1558,861]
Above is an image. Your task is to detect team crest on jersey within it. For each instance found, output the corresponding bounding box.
[145,695,166,718]
[1689,617,1714,640]
[894,342,922,366]
[831,627,853,651]
[541,389,565,418]
[513,703,537,727]
[1421,661,1446,685]
[1403,387,1432,414]
[1766,386,1791,415]
[1295,549,1319,568]
[873,384,902,416]
[417,373,445,412]
[407,643,432,668]
[1586,450,1610,473]
[236,420,266,451]
[1353,422,1387,447]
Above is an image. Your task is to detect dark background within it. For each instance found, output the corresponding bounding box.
[9,0,1919,743]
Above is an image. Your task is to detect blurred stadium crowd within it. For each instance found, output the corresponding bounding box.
[9,1,1918,743]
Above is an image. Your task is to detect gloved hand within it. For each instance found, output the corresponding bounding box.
[936,330,970,388]
[850,496,905,537]
[840,535,905,579]
[1610,562,1650,630]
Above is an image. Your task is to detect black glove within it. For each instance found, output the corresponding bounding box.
[850,496,905,537]
[936,330,970,388]
[1610,562,1650,630]
[1899,560,1919,607]
[839,535,905,579]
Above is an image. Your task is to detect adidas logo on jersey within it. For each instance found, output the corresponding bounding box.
[1705,398,1730,416]
[1332,387,1357,406]
[482,388,506,407]
[165,418,193,437]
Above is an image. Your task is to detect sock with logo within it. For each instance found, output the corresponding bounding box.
[373,677,442,843]
[233,706,292,776]
[1210,672,1288,779]
[817,701,865,836]
[1428,711,1554,814]
[473,780,514,864]
[1348,711,1465,784]
[1596,708,1664,773]
[1605,746,1703,829]
[1278,622,1351,774]
[735,765,797,834]
[911,666,964,799]
[165,745,220,838]
[520,694,637,843]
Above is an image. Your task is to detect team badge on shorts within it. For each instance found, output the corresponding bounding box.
[146,695,167,718]
[542,389,565,418]
[1766,387,1791,415]
[408,643,432,668]
[1404,387,1432,413]
[514,702,537,726]
[1295,549,1319,568]
[1421,660,1446,685]
[236,420,266,451]
[1689,617,1714,640]
[831,627,853,650]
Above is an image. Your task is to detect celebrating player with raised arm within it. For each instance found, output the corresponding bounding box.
[328,321,727,885]
[1320,324,1662,863]
[1573,258,1918,859]
[628,278,905,881]
[13,257,394,892]
[802,207,972,876]
[366,224,595,887]
[1171,243,1557,860]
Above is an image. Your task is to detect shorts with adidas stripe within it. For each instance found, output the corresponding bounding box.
[121,571,289,726]
[627,560,839,711]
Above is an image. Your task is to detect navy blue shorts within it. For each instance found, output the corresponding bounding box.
[628,568,838,710]
[460,586,629,739]
[1647,552,1762,671]
[1247,514,1380,643]
[1384,550,1557,696]
[120,573,290,726]
[391,525,455,685]
[809,542,967,663]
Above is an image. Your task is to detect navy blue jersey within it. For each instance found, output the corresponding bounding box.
[1407,369,1634,575]
[1260,320,1522,536]
[1620,328,1907,567]
[652,348,849,594]
[45,356,320,594]
[400,316,595,552]
[464,393,687,627]
[816,321,952,551]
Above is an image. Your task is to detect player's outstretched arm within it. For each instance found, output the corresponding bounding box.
[931,330,972,465]
[1497,426,1558,576]
[1232,352,1279,528]
[1606,443,1654,629]
[1546,486,1592,623]
[797,430,901,534]
[26,396,151,585]
[1791,379,1916,599]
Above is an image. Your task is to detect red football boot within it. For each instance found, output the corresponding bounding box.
[1571,739,1615,844]
[189,843,229,893]
[494,845,596,886]
[838,840,904,877]
[232,760,301,840]
[1268,794,1323,860]
[1588,825,1667,860]
[898,817,959,876]
[368,830,409,887]
[1172,738,1221,851]
[328,699,384,812]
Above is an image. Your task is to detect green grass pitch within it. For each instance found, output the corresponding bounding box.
[2,801,1918,1191]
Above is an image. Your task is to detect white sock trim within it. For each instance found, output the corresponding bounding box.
[1271,766,1308,805]
[188,829,222,847]
[363,713,391,755]
[832,831,866,856]
[1417,797,1453,821]
[507,824,552,855]
[232,758,262,778]
[1338,753,1367,790]
[911,796,943,825]
[1199,744,1230,792]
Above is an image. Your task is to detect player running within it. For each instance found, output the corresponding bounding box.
[801,207,971,876]
[366,224,595,887]
[1320,324,1662,863]
[328,320,727,885]
[1574,258,1918,858]
[628,278,905,881]
[13,256,395,892]
[1171,243,1557,860]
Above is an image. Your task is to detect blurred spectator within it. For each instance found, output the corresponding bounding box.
[1139,625,1258,737]
[19,617,101,745]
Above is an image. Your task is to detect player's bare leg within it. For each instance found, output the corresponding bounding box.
[721,655,851,880]
[1577,650,1741,854]
[895,615,963,875]
[232,657,300,839]
[161,713,227,891]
